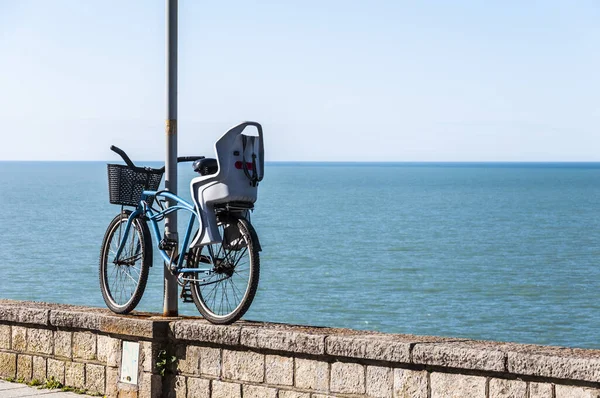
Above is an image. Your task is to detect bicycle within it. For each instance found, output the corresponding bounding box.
[99,121,264,324]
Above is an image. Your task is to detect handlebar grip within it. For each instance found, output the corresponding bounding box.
[177,156,205,163]
[154,156,205,173]
[110,145,136,168]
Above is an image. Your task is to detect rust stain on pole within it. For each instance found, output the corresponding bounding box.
[166,119,177,136]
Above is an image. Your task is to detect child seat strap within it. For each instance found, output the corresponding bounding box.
[242,135,262,186]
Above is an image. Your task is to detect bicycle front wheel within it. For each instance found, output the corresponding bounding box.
[190,215,260,324]
[99,210,152,314]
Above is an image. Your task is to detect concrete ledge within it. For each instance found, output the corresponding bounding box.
[327,332,457,364]
[412,340,506,372]
[1,300,600,385]
[172,320,241,345]
[240,323,326,355]
[100,316,170,340]
[50,309,101,330]
[505,344,600,383]
[0,301,170,340]
[0,304,49,326]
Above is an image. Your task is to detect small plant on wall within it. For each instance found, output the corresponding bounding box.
[156,349,177,377]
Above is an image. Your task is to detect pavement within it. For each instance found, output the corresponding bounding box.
[0,380,98,397]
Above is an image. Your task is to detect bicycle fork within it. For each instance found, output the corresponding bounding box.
[113,210,142,265]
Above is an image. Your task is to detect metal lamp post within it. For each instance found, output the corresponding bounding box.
[164,0,178,317]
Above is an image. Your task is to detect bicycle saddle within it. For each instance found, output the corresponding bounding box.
[193,158,218,176]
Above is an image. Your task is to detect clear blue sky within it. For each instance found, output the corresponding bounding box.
[1,1,598,161]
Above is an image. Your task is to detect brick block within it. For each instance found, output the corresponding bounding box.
[186,377,210,398]
[11,326,27,351]
[27,328,53,354]
[327,334,412,363]
[240,325,325,355]
[54,330,72,358]
[212,380,241,398]
[430,372,486,398]
[394,368,428,398]
[0,324,10,349]
[367,366,393,398]
[178,345,201,375]
[172,321,241,346]
[86,363,106,395]
[331,362,365,394]
[101,316,170,340]
[141,341,161,373]
[243,384,278,398]
[199,346,221,377]
[170,375,186,398]
[279,392,310,398]
[529,382,553,398]
[50,309,101,330]
[0,305,49,325]
[506,345,600,383]
[413,340,506,372]
[0,352,16,378]
[265,354,293,386]
[98,334,121,367]
[222,349,264,382]
[16,354,32,381]
[294,358,329,392]
[47,358,65,384]
[73,331,97,360]
[139,372,163,398]
[32,356,46,382]
[555,385,600,398]
[105,366,119,398]
[118,389,140,398]
[489,378,527,398]
[65,361,85,389]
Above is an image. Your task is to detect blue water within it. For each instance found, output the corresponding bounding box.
[0,161,599,349]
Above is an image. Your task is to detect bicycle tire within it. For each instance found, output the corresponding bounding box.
[99,210,152,314]
[189,214,260,324]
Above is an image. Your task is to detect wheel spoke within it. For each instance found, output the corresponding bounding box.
[190,217,259,323]
[100,214,149,314]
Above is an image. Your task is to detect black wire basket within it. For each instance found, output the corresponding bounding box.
[107,164,163,207]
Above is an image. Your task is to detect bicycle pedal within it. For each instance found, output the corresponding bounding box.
[180,285,194,303]
[159,238,177,250]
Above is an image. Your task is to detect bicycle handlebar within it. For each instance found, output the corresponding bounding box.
[110,145,136,169]
[110,145,204,172]
[155,156,206,173]
[177,156,205,163]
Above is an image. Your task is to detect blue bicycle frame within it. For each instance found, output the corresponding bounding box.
[112,190,210,274]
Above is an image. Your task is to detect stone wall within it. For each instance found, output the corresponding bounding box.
[0,300,599,397]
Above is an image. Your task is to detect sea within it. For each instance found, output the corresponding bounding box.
[0,161,598,349]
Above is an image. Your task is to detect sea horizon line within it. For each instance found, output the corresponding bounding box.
[1,160,600,168]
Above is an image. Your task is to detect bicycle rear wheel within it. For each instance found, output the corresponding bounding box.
[189,215,260,324]
[99,210,152,314]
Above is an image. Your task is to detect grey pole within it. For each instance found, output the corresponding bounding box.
[164,0,178,317]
